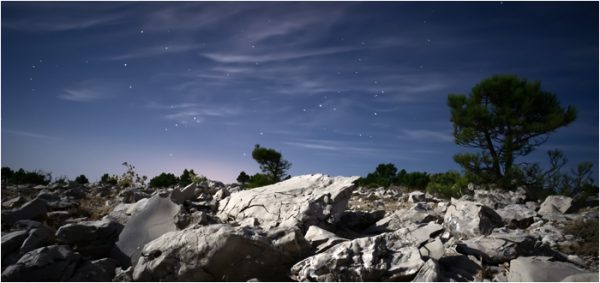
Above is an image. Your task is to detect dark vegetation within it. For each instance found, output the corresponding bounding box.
[562,218,599,257]
[148,169,204,188]
[74,174,89,185]
[356,75,598,202]
[237,144,292,189]
[1,167,51,185]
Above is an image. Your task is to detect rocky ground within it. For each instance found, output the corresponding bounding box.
[1,174,598,281]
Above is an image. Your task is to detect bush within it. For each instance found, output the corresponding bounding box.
[237,171,250,186]
[246,173,275,189]
[395,169,430,190]
[426,171,468,199]
[179,169,197,187]
[355,164,430,190]
[4,168,51,185]
[118,162,146,188]
[74,174,89,185]
[562,219,598,257]
[149,173,179,188]
[100,173,118,186]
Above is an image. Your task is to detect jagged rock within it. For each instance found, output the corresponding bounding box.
[68,258,118,282]
[20,226,54,254]
[409,191,426,203]
[132,224,293,281]
[1,230,28,262]
[1,245,81,281]
[174,210,209,229]
[456,228,537,264]
[113,194,180,267]
[1,198,47,228]
[266,226,311,259]
[2,196,24,209]
[560,272,599,282]
[107,197,150,225]
[473,188,526,209]
[56,219,123,259]
[113,266,133,282]
[239,217,260,227]
[118,187,151,203]
[444,198,503,238]
[507,256,587,281]
[291,229,425,281]
[438,255,481,281]
[218,174,358,231]
[213,187,230,201]
[36,191,78,210]
[368,204,439,233]
[419,238,444,260]
[412,259,441,282]
[538,195,573,215]
[495,204,537,229]
[528,223,566,248]
[340,210,385,230]
[170,183,197,204]
[46,211,73,229]
[304,225,348,253]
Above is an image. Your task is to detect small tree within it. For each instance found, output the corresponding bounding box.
[246,173,274,188]
[100,173,118,186]
[251,144,291,182]
[179,169,197,187]
[74,174,89,184]
[2,167,14,183]
[119,162,145,188]
[236,171,250,186]
[149,173,179,188]
[448,75,576,187]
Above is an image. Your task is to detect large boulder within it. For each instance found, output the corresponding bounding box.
[368,203,440,233]
[304,225,348,253]
[444,198,503,238]
[1,198,47,228]
[218,174,358,231]
[56,219,123,259]
[538,195,573,215]
[113,194,180,267]
[456,228,537,264]
[291,227,428,281]
[507,256,588,281]
[495,204,537,229]
[106,197,150,225]
[170,183,197,204]
[1,245,81,281]
[473,188,526,209]
[68,258,118,282]
[132,224,295,281]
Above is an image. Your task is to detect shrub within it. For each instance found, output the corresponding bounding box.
[395,169,430,190]
[74,174,89,185]
[237,171,250,186]
[355,163,398,188]
[149,173,179,188]
[2,167,14,182]
[100,173,118,186]
[246,173,275,189]
[118,162,146,188]
[4,168,51,185]
[562,219,598,257]
[179,169,197,187]
[426,171,468,199]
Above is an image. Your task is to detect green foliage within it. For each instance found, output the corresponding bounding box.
[149,172,179,188]
[356,163,398,188]
[54,175,68,186]
[246,173,275,189]
[100,173,118,186]
[516,149,598,203]
[179,169,197,187]
[448,75,577,188]
[395,169,430,190]
[74,174,89,184]
[426,171,468,199]
[236,171,250,186]
[1,167,51,185]
[251,144,291,182]
[356,164,430,190]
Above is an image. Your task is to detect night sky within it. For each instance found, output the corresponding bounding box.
[2,1,598,183]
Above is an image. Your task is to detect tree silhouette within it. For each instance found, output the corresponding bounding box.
[251,144,291,182]
[448,75,576,186]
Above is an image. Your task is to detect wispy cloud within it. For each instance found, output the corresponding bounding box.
[397,129,454,142]
[3,129,56,140]
[59,80,116,102]
[108,44,202,61]
[145,101,242,123]
[202,46,360,64]
[59,89,105,102]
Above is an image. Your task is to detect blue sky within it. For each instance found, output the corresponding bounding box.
[2,1,598,183]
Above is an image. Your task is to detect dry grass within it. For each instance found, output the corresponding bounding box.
[562,218,599,257]
[78,195,118,220]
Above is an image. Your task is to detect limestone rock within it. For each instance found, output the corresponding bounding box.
[20,226,54,254]
[412,259,441,282]
[368,203,439,233]
[419,238,445,260]
[409,191,426,203]
[538,195,573,215]
[113,194,181,267]
[456,228,536,264]
[560,272,600,282]
[218,174,358,231]
[304,225,348,253]
[291,229,426,281]
[495,204,537,229]
[1,198,47,228]
[507,256,587,281]
[56,218,122,259]
[106,197,149,225]
[1,245,81,281]
[132,224,293,281]
[68,258,118,282]
[444,198,503,238]
[170,183,197,204]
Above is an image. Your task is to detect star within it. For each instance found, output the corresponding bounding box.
[140,29,144,34]
[374,112,378,116]
[302,108,307,112]
[164,128,168,132]
[175,123,179,127]
[123,63,128,67]
[318,104,323,108]
[259,132,264,135]
[31,65,36,69]
[164,46,169,51]
[169,153,173,157]
[129,85,133,89]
